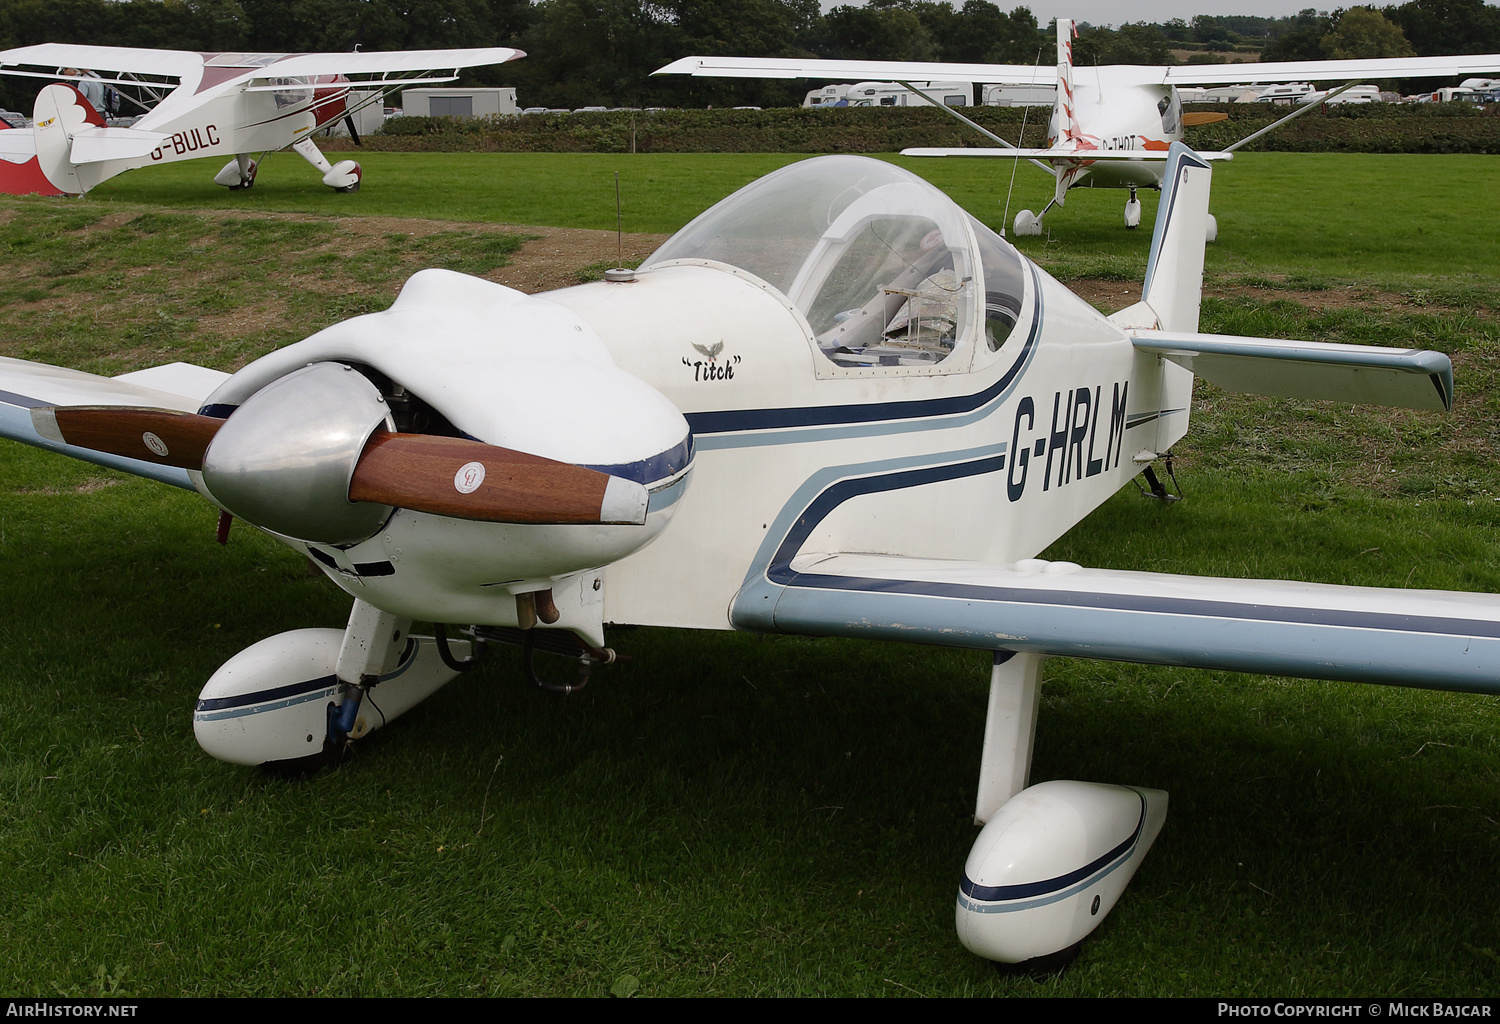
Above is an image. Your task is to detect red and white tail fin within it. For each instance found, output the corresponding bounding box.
[0,123,64,197]
[1055,18,1080,145]
[30,83,102,195]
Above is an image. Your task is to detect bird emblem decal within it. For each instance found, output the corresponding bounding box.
[683,341,740,382]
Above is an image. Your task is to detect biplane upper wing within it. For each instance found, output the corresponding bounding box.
[733,551,1500,695]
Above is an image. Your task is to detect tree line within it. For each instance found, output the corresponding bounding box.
[0,0,1496,111]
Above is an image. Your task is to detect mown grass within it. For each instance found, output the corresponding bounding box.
[0,152,1499,996]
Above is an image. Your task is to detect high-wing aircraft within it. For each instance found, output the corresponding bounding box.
[0,147,1488,966]
[657,20,1500,237]
[0,43,524,196]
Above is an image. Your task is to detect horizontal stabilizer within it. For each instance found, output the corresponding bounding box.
[1131,332,1453,411]
[69,126,169,164]
[736,553,1500,695]
[901,147,1234,162]
[0,128,35,159]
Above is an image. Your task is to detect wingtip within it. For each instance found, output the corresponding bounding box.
[653,56,702,76]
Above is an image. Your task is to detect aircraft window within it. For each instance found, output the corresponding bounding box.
[969,215,1025,352]
[641,155,978,370]
[270,76,313,109]
[804,217,967,367]
[1158,90,1181,136]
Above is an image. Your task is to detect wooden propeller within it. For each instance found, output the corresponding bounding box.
[34,406,645,527]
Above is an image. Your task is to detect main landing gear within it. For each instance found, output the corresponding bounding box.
[293,136,362,192]
[213,153,258,190]
[956,649,1167,966]
[193,598,468,769]
[214,139,362,193]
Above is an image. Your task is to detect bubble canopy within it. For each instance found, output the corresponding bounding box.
[642,156,1026,371]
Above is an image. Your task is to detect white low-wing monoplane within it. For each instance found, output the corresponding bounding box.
[657,20,1500,236]
[0,43,523,196]
[0,148,1486,965]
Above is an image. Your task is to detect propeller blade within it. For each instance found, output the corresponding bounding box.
[348,432,648,526]
[1182,111,1230,126]
[32,406,223,469]
[344,114,361,146]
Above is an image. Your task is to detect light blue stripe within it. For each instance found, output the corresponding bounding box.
[738,442,1010,590]
[194,684,340,722]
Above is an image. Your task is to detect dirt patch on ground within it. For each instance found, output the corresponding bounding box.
[186,210,671,294]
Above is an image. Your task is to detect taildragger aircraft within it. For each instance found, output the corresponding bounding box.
[0,43,523,196]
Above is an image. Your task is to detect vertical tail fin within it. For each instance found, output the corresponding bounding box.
[31,83,100,195]
[1139,143,1212,334]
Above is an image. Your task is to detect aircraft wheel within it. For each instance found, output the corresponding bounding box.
[1205,213,1218,243]
[994,940,1084,976]
[1123,197,1142,229]
[335,181,361,193]
[228,178,254,192]
[260,742,346,779]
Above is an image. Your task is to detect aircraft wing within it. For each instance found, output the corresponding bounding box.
[901,147,1235,161]
[1131,332,1453,411]
[249,47,524,80]
[734,552,1500,695]
[1155,54,1500,86]
[0,43,206,79]
[0,356,230,488]
[655,55,1051,85]
[657,53,1500,89]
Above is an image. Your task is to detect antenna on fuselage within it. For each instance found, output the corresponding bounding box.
[605,170,636,283]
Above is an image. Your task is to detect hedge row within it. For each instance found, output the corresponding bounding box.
[319,103,1500,156]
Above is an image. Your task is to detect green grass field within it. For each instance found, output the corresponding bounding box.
[1,152,1499,996]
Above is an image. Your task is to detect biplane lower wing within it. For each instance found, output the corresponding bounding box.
[0,356,228,487]
[733,552,1500,694]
